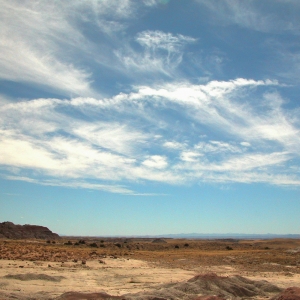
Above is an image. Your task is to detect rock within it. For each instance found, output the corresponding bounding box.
[124,273,282,299]
[271,287,300,300]
[193,297,225,300]
[0,221,60,240]
[55,291,122,299]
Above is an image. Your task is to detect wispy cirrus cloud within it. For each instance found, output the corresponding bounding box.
[1,78,300,192]
[195,0,300,34]
[194,0,300,85]
[0,0,147,97]
[115,30,196,77]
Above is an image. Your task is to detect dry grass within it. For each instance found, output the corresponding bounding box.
[1,238,300,274]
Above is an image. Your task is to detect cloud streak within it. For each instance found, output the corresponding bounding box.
[1,78,299,193]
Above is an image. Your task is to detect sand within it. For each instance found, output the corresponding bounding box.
[0,238,299,299]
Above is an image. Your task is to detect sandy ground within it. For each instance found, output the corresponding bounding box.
[0,258,300,299]
[0,258,195,299]
[0,238,300,299]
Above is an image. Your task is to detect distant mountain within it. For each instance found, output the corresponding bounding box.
[150,233,300,239]
[0,221,60,240]
[75,232,300,239]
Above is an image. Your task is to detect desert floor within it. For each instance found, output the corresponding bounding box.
[0,238,299,299]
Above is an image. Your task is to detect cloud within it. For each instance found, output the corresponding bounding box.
[163,141,186,150]
[0,1,94,96]
[195,0,300,34]
[135,31,196,53]
[180,151,203,162]
[115,30,196,76]
[0,0,140,97]
[142,155,168,169]
[143,0,170,6]
[0,78,300,192]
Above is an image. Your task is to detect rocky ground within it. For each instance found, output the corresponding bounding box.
[0,238,299,299]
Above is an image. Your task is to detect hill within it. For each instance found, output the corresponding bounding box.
[0,221,60,240]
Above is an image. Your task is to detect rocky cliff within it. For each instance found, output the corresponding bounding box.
[0,222,60,239]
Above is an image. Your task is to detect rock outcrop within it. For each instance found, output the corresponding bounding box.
[271,287,300,300]
[0,221,60,239]
[54,273,282,300]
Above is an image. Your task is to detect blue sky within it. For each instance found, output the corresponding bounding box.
[1,0,300,236]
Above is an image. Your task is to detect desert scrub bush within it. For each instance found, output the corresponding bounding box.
[175,245,179,249]
[226,246,233,250]
[89,243,98,248]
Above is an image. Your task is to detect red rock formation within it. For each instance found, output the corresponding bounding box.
[0,221,60,239]
[271,287,300,300]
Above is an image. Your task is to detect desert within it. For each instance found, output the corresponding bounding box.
[0,224,300,299]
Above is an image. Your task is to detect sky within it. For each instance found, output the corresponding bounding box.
[0,0,300,236]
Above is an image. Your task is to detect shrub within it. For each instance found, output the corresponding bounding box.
[89,243,98,248]
[226,246,233,250]
[175,245,179,249]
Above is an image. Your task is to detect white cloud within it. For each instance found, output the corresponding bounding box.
[72,123,146,155]
[0,77,300,192]
[136,31,196,53]
[0,1,94,96]
[142,155,168,169]
[115,30,196,76]
[180,151,203,162]
[195,141,242,154]
[163,141,186,150]
[0,0,139,96]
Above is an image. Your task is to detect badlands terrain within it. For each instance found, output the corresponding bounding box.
[0,224,300,299]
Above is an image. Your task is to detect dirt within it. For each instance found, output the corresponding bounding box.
[0,238,299,299]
